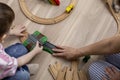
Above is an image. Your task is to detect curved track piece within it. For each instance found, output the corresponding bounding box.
[104,0,120,34]
[19,0,77,25]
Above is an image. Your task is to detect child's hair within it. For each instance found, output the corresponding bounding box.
[0,3,15,37]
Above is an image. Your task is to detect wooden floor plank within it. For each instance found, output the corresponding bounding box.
[0,0,117,80]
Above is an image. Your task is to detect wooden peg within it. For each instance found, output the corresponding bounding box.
[71,60,79,80]
[48,62,62,80]
[56,67,67,80]
[78,70,88,80]
[65,67,73,80]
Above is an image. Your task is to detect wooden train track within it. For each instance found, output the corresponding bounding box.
[18,0,77,25]
[48,60,88,80]
[104,0,120,34]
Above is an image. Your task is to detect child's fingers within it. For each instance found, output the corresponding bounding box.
[40,46,43,50]
[36,41,39,46]
[17,24,24,28]
[20,27,26,32]
[35,41,39,47]
[36,41,43,48]
[21,25,25,28]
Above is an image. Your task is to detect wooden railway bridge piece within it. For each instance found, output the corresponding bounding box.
[104,0,120,34]
[18,0,77,25]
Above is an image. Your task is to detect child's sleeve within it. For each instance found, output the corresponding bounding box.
[0,53,18,79]
[0,45,18,79]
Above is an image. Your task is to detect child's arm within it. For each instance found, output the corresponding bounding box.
[17,41,43,67]
[9,25,26,36]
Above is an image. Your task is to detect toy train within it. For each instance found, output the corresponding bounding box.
[45,0,60,6]
[45,0,74,13]
[66,4,74,13]
[22,31,57,54]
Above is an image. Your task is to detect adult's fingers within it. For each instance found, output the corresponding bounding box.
[55,45,64,49]
[102,77,107,80]
[105,67,114,77]
[52,48,65,53]
[53,53,65,57]
[111,66,119,74]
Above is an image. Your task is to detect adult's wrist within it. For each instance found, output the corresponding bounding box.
[77,48,85,57]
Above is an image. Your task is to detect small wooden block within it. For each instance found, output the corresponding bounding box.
[78,70,88,80]
[71,60,79,80]
[56,67,67,80]
[65,67,73,80]
[71,60,79,71]
[48,62,62,80]
[48,64,58,79]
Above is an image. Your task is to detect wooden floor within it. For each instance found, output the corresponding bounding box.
[1,0,118,80]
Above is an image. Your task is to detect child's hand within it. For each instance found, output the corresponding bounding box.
[102,67,120,80]
[32,41,43,54]
[52,46,80,60]
[9,25,26,36]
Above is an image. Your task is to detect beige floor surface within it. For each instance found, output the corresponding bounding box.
[0,0,118,80]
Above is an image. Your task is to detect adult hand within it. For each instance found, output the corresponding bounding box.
[52,46,80,60]
[9,25,26,36]
[102,67,120,80]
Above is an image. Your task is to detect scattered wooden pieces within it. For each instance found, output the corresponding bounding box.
[48,62,62,80]
[48,60,88,80]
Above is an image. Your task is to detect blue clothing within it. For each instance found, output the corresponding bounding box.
[89,54,120,80]
[3,43,30,80]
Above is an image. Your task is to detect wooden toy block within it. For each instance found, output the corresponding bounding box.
[49,0,56,5]
[65,67,73,80]
[56,67,67,80]
[72,61,79,80]
[48,60,88,80]
[48,62,62,80]
[54,0,60,5]
[78,70,88,80]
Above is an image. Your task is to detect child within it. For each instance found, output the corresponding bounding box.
[0,2,43,80]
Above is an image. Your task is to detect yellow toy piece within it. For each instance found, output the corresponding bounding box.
[66,4,74,13]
